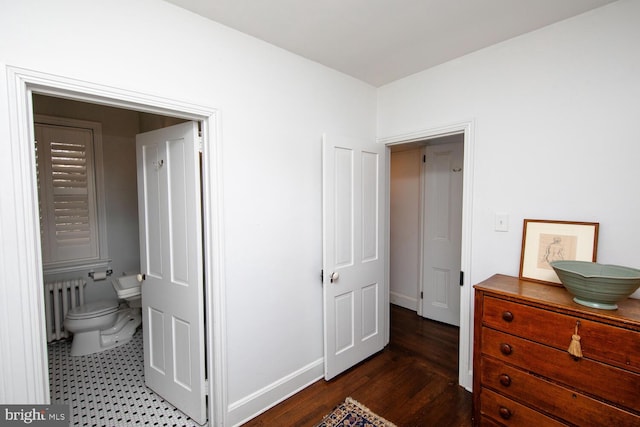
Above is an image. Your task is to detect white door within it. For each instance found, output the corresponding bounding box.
[136,122,207,425]
[322,134,386,380]
[421,141,463,326]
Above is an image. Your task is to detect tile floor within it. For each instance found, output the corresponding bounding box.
[48,329,205,426]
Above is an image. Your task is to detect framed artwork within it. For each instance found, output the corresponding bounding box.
[519,219,599,285]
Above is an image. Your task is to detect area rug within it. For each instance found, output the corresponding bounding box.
[316,397,397,427]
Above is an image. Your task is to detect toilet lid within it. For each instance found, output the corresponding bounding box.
[67,300,119,319]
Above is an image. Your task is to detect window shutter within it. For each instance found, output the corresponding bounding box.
[35,123,100,265]
[51,140,92,246]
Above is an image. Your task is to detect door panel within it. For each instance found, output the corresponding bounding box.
[323,134,386,380]
[361,151,379,261]
[361,283,379,339]
[421,141,463,326]
[137,122,207,425]
[140,141,164,277]
[335,293,355,354]
[334,147,354,267]
[149,308,166,373]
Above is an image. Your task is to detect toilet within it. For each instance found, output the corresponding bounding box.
[64,274,143,356]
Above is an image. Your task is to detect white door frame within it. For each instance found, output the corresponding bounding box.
[4,66,227,425]
[379,120,474,391]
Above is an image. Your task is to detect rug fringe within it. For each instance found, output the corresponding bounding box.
[344,397,398,427]
[316,396,397,427]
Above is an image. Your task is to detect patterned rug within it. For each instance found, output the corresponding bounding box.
[316,397,397,427]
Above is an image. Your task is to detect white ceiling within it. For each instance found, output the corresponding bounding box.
[163,0,617,87]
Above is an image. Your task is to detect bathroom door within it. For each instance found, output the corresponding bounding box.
[136,122,207,425]
[322,134,386,380]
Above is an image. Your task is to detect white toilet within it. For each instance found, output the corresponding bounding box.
[64,274,143,356]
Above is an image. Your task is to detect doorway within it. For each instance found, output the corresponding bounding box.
[383,122,474,391]
[390,133,463,325]
[34,95,207,423]
[5,67,225,425]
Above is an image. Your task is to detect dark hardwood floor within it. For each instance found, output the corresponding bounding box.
[242,304,473,426]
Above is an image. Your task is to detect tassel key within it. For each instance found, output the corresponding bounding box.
[567,321,583,359]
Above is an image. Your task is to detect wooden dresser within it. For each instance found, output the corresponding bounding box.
[473,274,640,426]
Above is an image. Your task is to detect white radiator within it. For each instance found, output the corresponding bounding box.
[44,279,86,342]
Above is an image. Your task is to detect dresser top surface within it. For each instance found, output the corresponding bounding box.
[475,274,640,326]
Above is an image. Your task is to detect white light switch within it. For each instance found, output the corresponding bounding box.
[495,214,509,232]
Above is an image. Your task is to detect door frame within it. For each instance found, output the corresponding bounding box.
[4,66,227,425]
[379,120,474,391]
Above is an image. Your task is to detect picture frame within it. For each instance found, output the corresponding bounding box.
[519,219,599,285]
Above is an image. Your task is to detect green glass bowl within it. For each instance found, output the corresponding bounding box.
[550,261,640,310]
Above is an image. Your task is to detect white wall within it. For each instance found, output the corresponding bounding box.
[390,148,422,310]
[378,0,640,383]
[0,0,376,423]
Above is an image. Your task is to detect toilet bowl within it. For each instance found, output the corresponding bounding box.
[64,274,143,356]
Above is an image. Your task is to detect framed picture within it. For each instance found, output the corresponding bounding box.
[519,219,599,285]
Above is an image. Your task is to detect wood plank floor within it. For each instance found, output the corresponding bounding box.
[242,304,473,426]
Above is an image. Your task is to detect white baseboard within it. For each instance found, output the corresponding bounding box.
[464,368,473,393]
[389,291,418,311]
[227,357,324,427]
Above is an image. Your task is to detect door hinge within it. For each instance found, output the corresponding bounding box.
[320,269,324,283]
[459,271,464,286]
[203,379,209,396]
[420,291,423,299]
[198,136,203,153]
[423,154,426,163]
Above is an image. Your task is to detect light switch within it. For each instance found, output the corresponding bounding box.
[495,214,509,232]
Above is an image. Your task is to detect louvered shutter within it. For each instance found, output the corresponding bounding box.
[35,123,100,265]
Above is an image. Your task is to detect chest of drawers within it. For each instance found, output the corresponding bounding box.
[473,274,640,426]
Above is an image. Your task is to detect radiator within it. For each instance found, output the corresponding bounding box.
[44,279,86,342]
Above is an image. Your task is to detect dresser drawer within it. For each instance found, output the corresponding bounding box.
[481,327,640,410]
[481,356,640,426]
[480,388,565,426]
[482,296,640,373]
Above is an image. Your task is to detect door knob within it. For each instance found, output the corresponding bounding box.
[330,272,339,283]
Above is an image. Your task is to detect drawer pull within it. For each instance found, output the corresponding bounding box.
[499,374,511,387]
[499,406,512,420]
[568,320,583,359]
[500,343,513,355]
[501,311,514,322]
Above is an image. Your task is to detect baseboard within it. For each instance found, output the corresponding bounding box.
[227,357,324,427]
[464,368,473,393]
[389,291,418,311]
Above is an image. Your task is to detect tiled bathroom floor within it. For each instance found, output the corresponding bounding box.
[48,329,205,427]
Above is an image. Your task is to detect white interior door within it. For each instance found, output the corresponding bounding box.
[421,141,463,326]
[322,134,386,380]
[136,122,207,425]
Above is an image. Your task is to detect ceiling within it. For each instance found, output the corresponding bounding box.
[163,0,617,87]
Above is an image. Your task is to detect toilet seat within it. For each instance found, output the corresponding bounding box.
[67,300,119,320]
